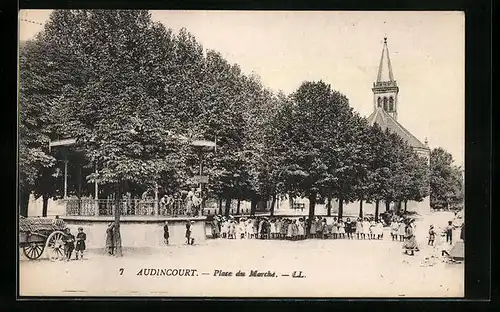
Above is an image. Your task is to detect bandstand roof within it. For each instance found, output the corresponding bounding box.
[48,138,77,152]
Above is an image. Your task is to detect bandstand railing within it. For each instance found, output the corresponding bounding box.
[65,198,197,217]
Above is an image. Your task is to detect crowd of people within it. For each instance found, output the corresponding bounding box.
[207,213,464,258]
[209,215,389,240]
[159,189,202,216]
[52,226,87,261]
[51,210,463,260]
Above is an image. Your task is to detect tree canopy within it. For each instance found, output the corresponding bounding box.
[430,147,463,210]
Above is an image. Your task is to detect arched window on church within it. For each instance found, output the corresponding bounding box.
[389,97,394,111]
[377,97,382,108]
[383,97,388,111]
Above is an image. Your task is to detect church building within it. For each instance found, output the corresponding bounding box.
[277,38,431,216]
[367,37,430,161]
[356,37,431,215]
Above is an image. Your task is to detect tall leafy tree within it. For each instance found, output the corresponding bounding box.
[430,147,463,210]
[352,119,378,219]
[327,112,369,219]
[36,10,194,255]
[401,151,430,210]
[18,37,81,216]
[276,81,354,233]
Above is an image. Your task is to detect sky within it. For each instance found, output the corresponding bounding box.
[19,10,465,166]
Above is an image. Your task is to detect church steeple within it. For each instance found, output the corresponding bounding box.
[376,37,395,82]
[372,37,399,120]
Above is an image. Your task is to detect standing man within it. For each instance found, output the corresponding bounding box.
[186,189,194,216]
[165,194,173,216]
[63,228,76,261]
[446,221,454,245]
[163,221,169,245]
[105,222,115,255]
[192,191,201,216]
[460,222,465,242]
[160,195,167,216]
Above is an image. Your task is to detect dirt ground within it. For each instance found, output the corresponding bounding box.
[19,213,464,298]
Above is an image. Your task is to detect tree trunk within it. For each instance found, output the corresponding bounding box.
[337,198,344,219]
[224,198,231,217]
[375,200,380,222]
[236,199,241,215]
[218,197,223,215]
[307,192,317,235]
[19,189,30,217]
[114,181,123,257]
[42,194,49,217]
[404,200,408,212]
[288,195,294,210]
[385,200,390,212]
[270,195,277,216]
[359,199,364,219]
[250,197,258,216]
[327,194,332,216]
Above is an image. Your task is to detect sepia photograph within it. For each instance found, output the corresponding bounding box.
[18,10,465,298]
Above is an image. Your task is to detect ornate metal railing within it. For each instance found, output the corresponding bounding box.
[65,198,198,217]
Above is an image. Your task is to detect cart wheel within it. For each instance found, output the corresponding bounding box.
[45,231,66,261]
[23,242,45,260]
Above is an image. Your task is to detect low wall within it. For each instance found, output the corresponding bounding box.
[61,216,209,249]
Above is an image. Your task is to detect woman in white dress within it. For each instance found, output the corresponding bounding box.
[398,219,406,242]
[332,217,338,239]
[246,219,254,239]
[275,218,282,239]
[270,219,277,239]
[228,220,235,239]
[375,221,384,239]
[221,219,228,239]
[369,219,376,239]
[286,220,293,240]
[238,220,246,239]
[390,218,399,241]
[356,217,363,239]
[298,218,305,240]
[312,218,319,239]
[337,219,346,239]
[362,218,371,239]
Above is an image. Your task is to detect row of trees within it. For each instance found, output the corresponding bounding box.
[19,10,462,248]
[266,81,430,226]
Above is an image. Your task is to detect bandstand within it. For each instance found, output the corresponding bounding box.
[47,138,217,250]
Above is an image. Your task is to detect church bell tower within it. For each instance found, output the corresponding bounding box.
[372,37,399,120]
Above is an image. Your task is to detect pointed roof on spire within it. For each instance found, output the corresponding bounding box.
[367,108,428,150]
[376,37,395,83]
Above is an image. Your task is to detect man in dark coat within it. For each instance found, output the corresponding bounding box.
[106,222,115,255]
[63,228,75,261]
[460,223,465,242]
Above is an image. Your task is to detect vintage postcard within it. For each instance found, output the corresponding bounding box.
[18,10,465,297]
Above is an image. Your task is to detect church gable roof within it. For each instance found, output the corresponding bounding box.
[367,108,428,150]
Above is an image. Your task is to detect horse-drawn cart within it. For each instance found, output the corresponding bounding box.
[19,216,68,261]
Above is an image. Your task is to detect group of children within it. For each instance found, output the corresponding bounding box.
[162,220,197,246]
[211,216,387,240]
[389,218,410,242]
[60,227,86,261]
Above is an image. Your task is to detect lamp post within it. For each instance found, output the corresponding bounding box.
[190,139,216,216]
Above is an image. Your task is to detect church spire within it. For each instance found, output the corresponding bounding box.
[376,37,395,82]
[372,37,399,120]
